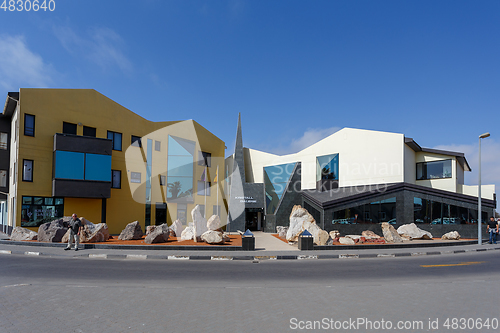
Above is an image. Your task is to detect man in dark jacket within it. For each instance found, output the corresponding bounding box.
[487,216,498,244]
[65,214,83,251]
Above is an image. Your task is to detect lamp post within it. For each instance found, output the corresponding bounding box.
[478,132,490,245]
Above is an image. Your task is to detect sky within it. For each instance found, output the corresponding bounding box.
[1,0,499,210]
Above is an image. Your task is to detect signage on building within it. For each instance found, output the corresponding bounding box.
[235,196,257,203]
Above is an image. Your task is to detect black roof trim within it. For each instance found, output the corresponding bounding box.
[3,92,19,117]
[404,137,471,172]
[302,182,496,210]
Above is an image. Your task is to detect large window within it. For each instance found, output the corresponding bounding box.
[198,151,211,167]
[197,181,211,196]
[112,170,121,188]
[332,197,396,225]
[416,160,452,180]
[24,114,35,137]
[54,151,111,181]
[0,170,6,187]
[0,132,7,150]
[83,126,96,137]
[22,159,33,182]
[107,131,122,151]
[316,154,339,181]
[264,163,296,214]
[21,196,64,227]
[167,136,194,201]
[63,122,77,135]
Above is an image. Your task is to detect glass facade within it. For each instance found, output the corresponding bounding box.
[264,163,296,214]
[54,151,111,181]
[316,154,339,181]
[21,196,64,227]
[414,196,489,224]
[331,197,396,224]
[167,136,195,201]
[416,159,452,180]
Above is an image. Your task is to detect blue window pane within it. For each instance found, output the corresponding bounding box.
[55,151,84,180]
[168,136,195,156]
[166,176,193,199]
[167,156,194,176]
[114,133,122,151]
[264,162,296,214]
[316,154,339,181]
[85,154,112,181]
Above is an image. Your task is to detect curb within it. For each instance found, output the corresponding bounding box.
[1,246,499,261]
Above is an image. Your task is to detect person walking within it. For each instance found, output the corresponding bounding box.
[486,216,498,244]
[65,213,83,251]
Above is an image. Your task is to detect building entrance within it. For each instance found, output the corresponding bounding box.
[245,208,263,231]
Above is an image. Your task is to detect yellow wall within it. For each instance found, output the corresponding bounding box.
[15,88,226,234]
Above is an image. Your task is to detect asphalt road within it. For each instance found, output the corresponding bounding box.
[1,251,499,333]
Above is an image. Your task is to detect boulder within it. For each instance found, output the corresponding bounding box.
[146,225,156,236]
[329,230,340,240]
[201,230,224,244]
[144,224,170,244]
[38,218,70,242]
[339,237,355,245]
[286,205,329,245]
[276,226,288,238]
[222,232,231,242]
[362,230,382,239]
[10,227,38,241]
[180,226,194,241]
[191,205,207,242]
[346,235,365,243]
[397,223,433,240]
[170,220,183,237]
[118,221,143,240]
[0,231,9,240]
[441,231,461,240]
[206,215,221,231]
[381,222,403,243]
[62,220,110,243]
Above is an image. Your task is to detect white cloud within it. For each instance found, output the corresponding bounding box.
[435,140,500,211]
[288,127,342,154]
[54,26,132,73]
[0,35,54,90]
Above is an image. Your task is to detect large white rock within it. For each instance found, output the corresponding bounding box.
[10,227,38,241]
[339,237,355,245]
[381,222,404,243]
[397,223,433,240]
[206,215,221,231]
[191,205,208,242]
[180,226,194,241]
[441,231,461,240]
[329,230,340,240]
[201,230,224,244]
[286,205,329,245]
[170,220,183,237]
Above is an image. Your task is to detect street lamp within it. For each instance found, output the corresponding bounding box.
[478,132,490,245]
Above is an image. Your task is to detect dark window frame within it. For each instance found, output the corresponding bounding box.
[107,131,123,151]
[131,135,142,148]
[0,132,8,150]
[22,159,34,182]
[416,159,453,180]
[83,126,97,137]
[62,121,77,135]
[24,114,35,137]
[111,170,121,189]
[198,151,211,167]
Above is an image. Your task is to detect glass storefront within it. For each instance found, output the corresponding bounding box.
[21,196,64,228]
[414,196,489,224]
[331,197,396,224]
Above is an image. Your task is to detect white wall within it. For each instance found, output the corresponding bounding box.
[246,128,405,190]
[458,184,495,200]
[404,145,416,184]
[8,106,18,228]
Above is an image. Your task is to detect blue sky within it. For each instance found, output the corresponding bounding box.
[1,0,499,209]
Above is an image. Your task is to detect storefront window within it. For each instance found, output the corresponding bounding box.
[21,196,64,228]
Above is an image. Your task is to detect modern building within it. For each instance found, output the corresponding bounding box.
[1,89,227,235]
[226,118,496,238]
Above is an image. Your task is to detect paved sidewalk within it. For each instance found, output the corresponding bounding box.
[1,233,499,261]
